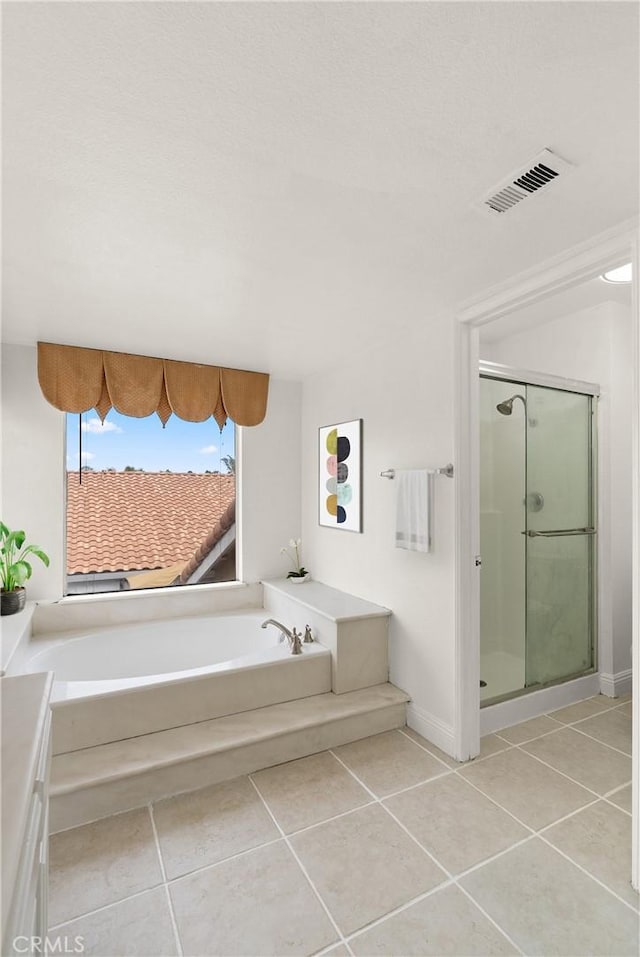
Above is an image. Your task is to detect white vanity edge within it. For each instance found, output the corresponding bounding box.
[261,579,391,623]
[1,670,53,933]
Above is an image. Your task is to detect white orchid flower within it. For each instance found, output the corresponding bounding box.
[281,538,305,577]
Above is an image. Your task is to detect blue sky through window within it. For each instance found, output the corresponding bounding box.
[66,410,236,473]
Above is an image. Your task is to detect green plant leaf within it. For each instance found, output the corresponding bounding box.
[11,561,31,585]
[0,525,49,590]
[21,545,50,567]
[5,530,26,551]
[19,560,32,581]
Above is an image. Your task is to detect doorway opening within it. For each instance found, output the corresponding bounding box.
[453,221,638,887]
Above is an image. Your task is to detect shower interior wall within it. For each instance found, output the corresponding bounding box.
[480,298,633,685]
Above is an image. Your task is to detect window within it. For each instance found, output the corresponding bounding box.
[65,411,236,595]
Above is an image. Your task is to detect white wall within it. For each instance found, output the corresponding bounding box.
[1,344,66,599]
[301,318,457,748]
[0,344,302,601]
[482,300,634,679]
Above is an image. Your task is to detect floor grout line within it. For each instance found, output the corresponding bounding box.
[534,797,603,837]
[396,728,458,770]
[493,723,566,748]
[378,767,455,799]
[166,835,284,885]
[550,704,626,722]
[601,798,632,817]
[329,750,527,956]
[564,723,632,759]
[247,774,349,953]
[148,804,184,957]
[343,879,457,944]
[327,751,380,801]
[49,704,635,951]
[605,781,633,796]
[453,884,527,956]
[48,882,167,932]
[469,734,517,762]
[537,833,640,914]
[299,744,640,930]
[567,707,628,726]
[455,767,554,837]
[501,739,630,805]
[398,741,636,909]
[285,799,378,837]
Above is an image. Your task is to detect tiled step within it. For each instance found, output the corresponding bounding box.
[50,683,409,832]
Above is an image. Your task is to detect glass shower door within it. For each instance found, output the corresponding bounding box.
[524,386,595,687]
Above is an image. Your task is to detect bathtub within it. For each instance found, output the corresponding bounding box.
[22,610,332,755]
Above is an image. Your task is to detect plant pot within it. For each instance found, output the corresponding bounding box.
[288,574,311,584]
[1,587,26,616]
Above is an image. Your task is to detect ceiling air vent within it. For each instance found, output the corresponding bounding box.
[480,149,575,215]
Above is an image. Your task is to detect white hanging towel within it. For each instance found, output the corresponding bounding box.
[395,469,432,552]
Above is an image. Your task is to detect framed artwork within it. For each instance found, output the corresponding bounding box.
[318,419,362,532]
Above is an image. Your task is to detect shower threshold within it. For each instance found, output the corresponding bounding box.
[480,670,601,736]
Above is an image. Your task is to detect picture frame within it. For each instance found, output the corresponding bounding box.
[318,418,362,532]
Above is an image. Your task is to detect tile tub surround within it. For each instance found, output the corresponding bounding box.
[48,712,637,957]
[50,640,331,754]
[263,579,391,694]
[22,605,332,754]
[22,578,390,755]
[49,684,409,831]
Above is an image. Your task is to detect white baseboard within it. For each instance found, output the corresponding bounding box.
[406,703,456,758]
[599,669,633,698]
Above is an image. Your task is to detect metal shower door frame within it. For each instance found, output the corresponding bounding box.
[479,367,599,702]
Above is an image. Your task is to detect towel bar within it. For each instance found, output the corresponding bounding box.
[380,464,454,480]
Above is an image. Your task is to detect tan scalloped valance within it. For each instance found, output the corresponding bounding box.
[37,342,269,429]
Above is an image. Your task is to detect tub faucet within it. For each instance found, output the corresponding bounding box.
[261,618,293,644]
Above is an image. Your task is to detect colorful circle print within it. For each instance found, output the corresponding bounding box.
[323,422,358,529]
[325,429,338,455]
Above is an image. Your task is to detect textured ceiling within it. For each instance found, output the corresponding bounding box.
[2,2,638,378]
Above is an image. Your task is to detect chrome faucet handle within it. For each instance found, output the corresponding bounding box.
[303,625,314,643]
[291,629,303,655]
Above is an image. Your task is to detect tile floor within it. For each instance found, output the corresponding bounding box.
[48,695,638,956]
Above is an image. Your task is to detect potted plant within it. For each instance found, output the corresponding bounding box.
[280,538,310,583]
[1,522,50,616]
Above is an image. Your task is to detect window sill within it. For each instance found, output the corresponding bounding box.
[33,580,263,636]
[54,580,250,607]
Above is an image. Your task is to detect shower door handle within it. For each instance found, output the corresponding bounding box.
[521,527,596,537]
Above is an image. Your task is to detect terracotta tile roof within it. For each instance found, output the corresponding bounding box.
[179,498,236,583]
[66,471,235,575]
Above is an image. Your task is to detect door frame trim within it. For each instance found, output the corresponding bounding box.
[453,216,639,888]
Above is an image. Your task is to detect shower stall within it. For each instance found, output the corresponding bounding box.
[479,363,598,705]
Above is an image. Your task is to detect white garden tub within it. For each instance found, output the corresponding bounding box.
[22,610,331,754]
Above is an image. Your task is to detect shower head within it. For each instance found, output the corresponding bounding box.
[496,393,526,416]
